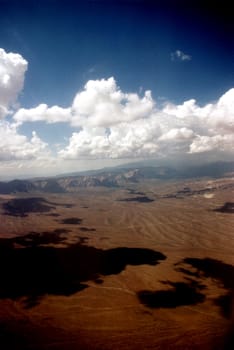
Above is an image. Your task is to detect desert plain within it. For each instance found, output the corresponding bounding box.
[0,176,234,350]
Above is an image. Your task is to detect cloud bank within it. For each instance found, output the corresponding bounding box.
[0,48,233,176]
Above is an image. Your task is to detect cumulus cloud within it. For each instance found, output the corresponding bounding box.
[71,77,154,127]
[59,119,160,160]
[14,74,232,160]
[162,88,234,136]
[158,128,195,142]
[0,49,54,171]
[0,48,28,118]
[189,134,234,154]
[0,121,50,161]
[58,82,234,159]
[171,50,192,61]
[14,104,71,125]
[204,88,234,133]
[0,46,232,164]
[14,77,154,127]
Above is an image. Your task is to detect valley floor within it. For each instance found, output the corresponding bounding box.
[0,177,233,349]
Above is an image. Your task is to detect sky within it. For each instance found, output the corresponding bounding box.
[0,0,233,179]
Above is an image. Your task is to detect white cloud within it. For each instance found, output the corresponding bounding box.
[171,50,192,61]
[158,128,195,142]
[163,99,197,118]
[58,83,234,159]
[204,88,234,134]
[0,50,54,172]
[0,121,50,161]
[189,134,234,153]
[59,118,160,160]
[13,77,154,127]
[14,104,71,125]
[0,46,232,166]
[0,48,28,118]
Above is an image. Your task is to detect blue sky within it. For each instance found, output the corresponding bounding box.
[0,0,233,178]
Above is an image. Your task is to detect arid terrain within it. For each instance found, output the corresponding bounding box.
[0,172,234,349]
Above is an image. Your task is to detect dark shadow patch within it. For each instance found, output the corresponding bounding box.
[61,217,83,225]
[0,236,166,307]
[222,329,234,350]
[177,258,234,319]
[94,278,103,284]
[101,247,165,275]
[0,322,29,350]
[177,187,191,194]
[64,204,74,208]
[1,229,70,248]
[118,196,154,203]
[79,227,96,232]
[3,197,55,217]
[214,202,234,214]
[13,232,64,247]
[181,258,234,290]
[127,189,146,196]
[138,279,205,308]
[52,228,69,234]
[162,187,215,199]
[22,294,43,309]
[46,213,60,217]
[78,237,89,245]
[176,267,201,279]
[162,194,183,199]
[215,294,233,319]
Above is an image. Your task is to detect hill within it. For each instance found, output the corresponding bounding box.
[0,161,233,194]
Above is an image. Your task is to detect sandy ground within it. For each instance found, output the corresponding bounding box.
[0,177,233,349]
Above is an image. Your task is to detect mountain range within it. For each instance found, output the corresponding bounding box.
[0,161,233,194]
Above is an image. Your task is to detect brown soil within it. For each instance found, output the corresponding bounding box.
[0,177,233,349]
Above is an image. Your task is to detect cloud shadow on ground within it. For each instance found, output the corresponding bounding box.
[138,279,206,308]
[2,197,74,217]
[176,257,234,319]
[214,202,234,214]
[138,256,234,320]
[60,218,83,225]
[0,234,166,308]
[118,196,154,203]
